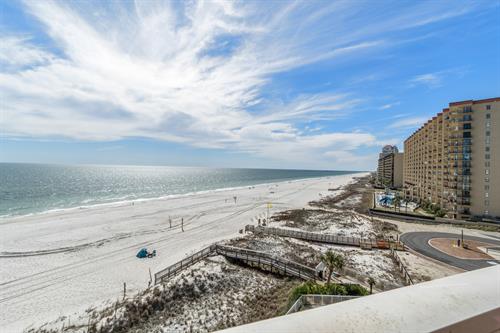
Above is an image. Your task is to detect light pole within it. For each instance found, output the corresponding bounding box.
[267,202,272,223]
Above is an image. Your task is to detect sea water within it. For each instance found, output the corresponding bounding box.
[0,163,357,218]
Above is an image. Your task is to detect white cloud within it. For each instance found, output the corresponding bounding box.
[0,1,479,168]
[410,73,443,88]
[379,102,400,110]
[388,116,428,129]
[0,36,54,67]
[323,150,378,170]
[409,67,468,89]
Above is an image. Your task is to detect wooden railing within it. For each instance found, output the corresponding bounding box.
[245,225,404,251]
[216,244,318,281]
[390,247,414,285]
[154,245,217,284]
[154,244,319,285]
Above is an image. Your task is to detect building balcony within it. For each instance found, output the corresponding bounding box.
[447,141,472,147]
[455,171,471,176]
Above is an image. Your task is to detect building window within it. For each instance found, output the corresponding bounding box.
[485,210,489,215]
[485,154,490,160]
[485,192,489,198]
[486,137,491,144]
[463,123,471,130]
[463,132,471,138]
[485,146,490,152]
[486,169,489,175]
[485,185,490,191]
[486,121,491,128]
[485,161,490,167]
[486,111,491,116]
[486,131,490,136]
[485,200,489,206]
[485,177,489,182]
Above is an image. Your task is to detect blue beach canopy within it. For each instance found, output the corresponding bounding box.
[136,248,148,258]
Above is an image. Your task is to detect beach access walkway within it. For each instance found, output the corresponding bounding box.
[154,244,319,284]
[244,225,405,251]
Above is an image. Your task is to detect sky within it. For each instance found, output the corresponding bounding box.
[0,0,499,171]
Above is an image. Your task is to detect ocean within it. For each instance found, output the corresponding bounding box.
[0,163,356,218]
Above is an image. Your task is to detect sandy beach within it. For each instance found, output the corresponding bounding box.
[0,173,366,332]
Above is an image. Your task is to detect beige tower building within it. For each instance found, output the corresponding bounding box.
[404,97,499,221]
[377,145,404,189]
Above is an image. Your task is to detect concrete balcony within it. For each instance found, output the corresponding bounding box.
[217,266,500,333]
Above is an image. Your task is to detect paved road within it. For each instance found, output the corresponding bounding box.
[400,232,500,271]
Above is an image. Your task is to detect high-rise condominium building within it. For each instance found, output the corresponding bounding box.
[404,97,499,221]
[377,145,404,188]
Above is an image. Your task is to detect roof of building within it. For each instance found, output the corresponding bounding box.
[404,97,499,142]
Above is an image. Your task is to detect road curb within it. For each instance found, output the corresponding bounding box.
[403,246,465,273]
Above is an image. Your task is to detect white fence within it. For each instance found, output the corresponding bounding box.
[286,294,360,314]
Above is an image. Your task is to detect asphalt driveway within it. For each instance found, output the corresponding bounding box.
[400,232,500,271]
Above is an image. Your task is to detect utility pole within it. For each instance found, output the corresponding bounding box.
[461,229,464,248]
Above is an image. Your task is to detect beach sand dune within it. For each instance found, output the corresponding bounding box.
[0,173,366,332]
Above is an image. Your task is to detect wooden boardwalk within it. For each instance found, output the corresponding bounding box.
[216,244,318,281]
[154,245,217,284]
[154,244,319,285]
[245,225,404,251]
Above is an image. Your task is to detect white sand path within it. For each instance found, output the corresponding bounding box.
[0,173,365,332]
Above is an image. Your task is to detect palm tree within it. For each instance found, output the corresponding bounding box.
[321,250,345,284]
[367,277,376,294]
[393,194,401,212]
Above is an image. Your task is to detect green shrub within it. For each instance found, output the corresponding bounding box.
[421,200,447,217]
[344,284,369,296]
[288,281,368,307]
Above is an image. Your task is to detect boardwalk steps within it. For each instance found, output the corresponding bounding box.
[154,245,217,284]
[245,225,404,251]
[217,244,317,281]
[154,244,319,285]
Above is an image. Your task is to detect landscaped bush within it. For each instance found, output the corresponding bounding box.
[343,283,369,296]
[421,200,446,217]
[288,281,368,307]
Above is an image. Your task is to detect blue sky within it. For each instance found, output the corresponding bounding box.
[1,0,499,170]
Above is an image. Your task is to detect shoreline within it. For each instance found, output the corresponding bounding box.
[0,172,368,332]
[0,172,364,222]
